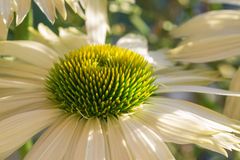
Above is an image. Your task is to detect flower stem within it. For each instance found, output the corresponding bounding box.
[13,9,33,40]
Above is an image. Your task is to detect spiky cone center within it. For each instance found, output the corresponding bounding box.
[46,44,157,119]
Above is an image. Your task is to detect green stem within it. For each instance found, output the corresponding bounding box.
[20,139,33,159]
[13,9,33,40]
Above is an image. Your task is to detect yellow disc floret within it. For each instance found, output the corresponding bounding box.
[46,45,157,119]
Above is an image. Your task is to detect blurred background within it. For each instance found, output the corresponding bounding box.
[6,0,240,159]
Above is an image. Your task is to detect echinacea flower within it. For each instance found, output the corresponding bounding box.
[170,10,240,63]
[0,0,108,42]
[2,21,240,160]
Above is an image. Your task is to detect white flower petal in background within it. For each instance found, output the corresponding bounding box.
[117,33,148,56]
[14,0,31,25]
[204,0,240,5]
[224,69,240,119]
[171,10,240,39]
[116,33,158,64]
[148,50,173,68]
[0,15,8,40]
[170,10,240,63]
[85,0,109,44]
[0,0,108,40]
[65,0,85,19]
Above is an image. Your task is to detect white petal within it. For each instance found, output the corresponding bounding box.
[156,85,240,97]
[85,0,108,44]
[0,0,14,26]
[0,60,48,79]
[59,27,88,50]
[117,33,148,58]
[119,116,175,160]
[224,69,240,119]
[0,41,58,69]
[15,0,31,25]
[54,0,67,20]
[148,49,173,68]
[71,118,105,160]
[170,34,240,63]
[103,117,133,160]
[134,100,240,156]
[172,10,240,39]
[206,0,240,5]
[148,97,240,131]
[0,91,48,116]
[0,77,43,89]
[37,23,69,56]
[34,0,56,23]
[0,15,8,40]
[65,0,85,18]
[0,109,61,159]
[25,115,78,160]
[63,118,86,160]
[155,68,220,86]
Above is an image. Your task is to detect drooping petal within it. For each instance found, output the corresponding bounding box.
[34,0,56,23]
[24,115,78,160]
[134,98,240,156]
[0,41,58,69]
[15,0,31,25]
[85,0,108,44]
[0,109,61,159]
[224,69,240,119]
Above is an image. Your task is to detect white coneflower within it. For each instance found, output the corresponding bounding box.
[0,0,108,42]
[1,21,240,159]
[170,10,240,63]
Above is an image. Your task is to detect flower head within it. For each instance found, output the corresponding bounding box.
[1,21,240,159]
[2,1,240,156]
